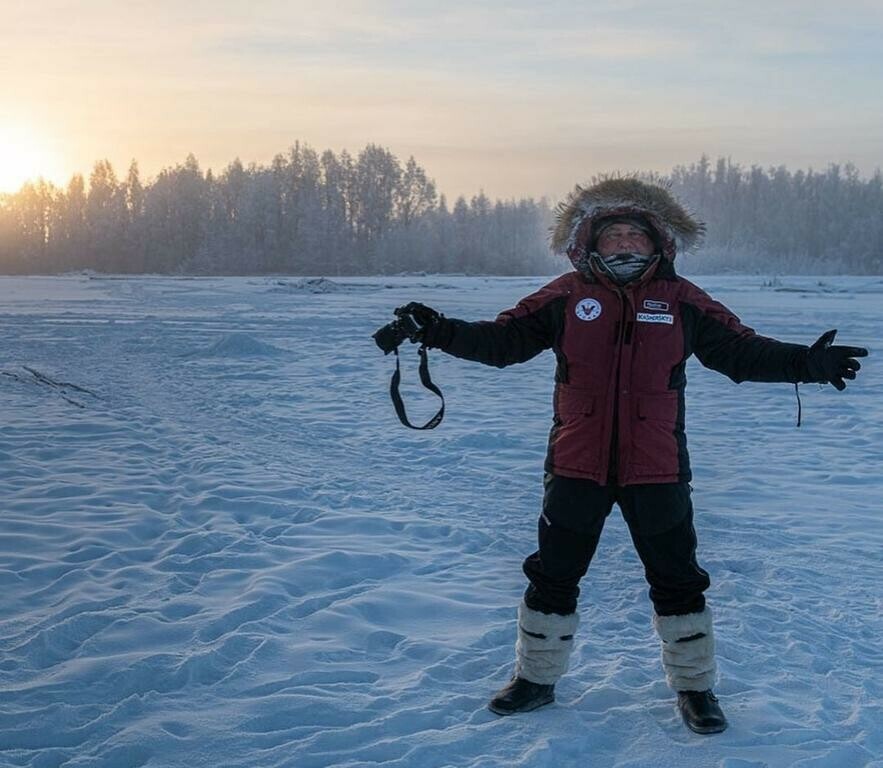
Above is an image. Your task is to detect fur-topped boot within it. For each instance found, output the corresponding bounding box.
[654,606,727,734]
[488,600,579,716]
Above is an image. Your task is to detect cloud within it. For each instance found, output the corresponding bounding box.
[3,0,882,198]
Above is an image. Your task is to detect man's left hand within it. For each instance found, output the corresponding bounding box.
[805,329,869,390]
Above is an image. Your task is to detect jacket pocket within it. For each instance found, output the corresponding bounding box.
[550,385,603,474]
[630,392,681,475]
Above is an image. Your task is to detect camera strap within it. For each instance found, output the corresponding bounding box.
[389,345,445,429]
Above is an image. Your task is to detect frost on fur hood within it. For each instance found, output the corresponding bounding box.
[551,176,705,264]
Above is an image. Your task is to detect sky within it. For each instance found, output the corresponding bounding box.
[2,0,883,200]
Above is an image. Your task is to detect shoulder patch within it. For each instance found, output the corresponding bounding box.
[575,298,602,322]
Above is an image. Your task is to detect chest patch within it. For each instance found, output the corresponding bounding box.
[643,299,669,311]
[637,312,674,325]
[575,298,602,322]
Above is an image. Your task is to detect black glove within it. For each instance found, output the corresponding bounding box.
[395,302,454,349]
[397,301,439,331]
[804,329,868,390]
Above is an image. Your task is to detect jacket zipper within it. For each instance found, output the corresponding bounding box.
[608,292,635,485]
[607,291,626,484]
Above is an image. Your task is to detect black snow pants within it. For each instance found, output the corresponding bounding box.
[522,473,710,617]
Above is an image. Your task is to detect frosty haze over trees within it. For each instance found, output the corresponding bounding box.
[0,145,881,275]
[0,144,560,277]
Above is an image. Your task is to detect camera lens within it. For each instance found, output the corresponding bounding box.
[373,319,407,354]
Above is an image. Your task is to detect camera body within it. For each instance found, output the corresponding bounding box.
[373,307,422,354]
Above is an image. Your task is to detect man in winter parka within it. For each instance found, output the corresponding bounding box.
[394,176,867,734]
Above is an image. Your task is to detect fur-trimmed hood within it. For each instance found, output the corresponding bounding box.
[551,175,704,263]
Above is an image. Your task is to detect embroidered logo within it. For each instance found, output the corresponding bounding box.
[575,298,602,322]
[637,312,674,325]
[644,299,669,311]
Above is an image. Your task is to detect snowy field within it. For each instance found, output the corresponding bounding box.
[1,272,881,768]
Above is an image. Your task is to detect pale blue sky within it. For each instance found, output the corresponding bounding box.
[2,0,882,197]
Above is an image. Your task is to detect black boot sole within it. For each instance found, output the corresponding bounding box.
[680,714,728,734]
[488,693,555,716]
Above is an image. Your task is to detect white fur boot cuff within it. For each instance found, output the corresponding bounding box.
[514,601,579,686]
[653,606,717,692]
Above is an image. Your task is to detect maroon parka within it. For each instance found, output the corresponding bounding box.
[428,178,810,486]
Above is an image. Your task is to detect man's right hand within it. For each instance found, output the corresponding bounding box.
[396,302,441,339]
[804,329,868,390]
[395,302,453,348]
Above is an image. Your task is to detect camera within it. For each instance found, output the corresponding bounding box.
[373,307,422,354]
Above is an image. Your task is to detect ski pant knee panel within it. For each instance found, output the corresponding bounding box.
[514,600,579,686]
[654,605,716,692]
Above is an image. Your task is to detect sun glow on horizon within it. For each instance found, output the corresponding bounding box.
[0,123,64,195]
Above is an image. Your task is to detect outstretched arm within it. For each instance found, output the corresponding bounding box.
[682,286,868,387]
[395,284,566,368]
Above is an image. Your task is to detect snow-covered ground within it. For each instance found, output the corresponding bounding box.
[1,273,880,768]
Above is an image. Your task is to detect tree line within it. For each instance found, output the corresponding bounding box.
[0,144,560,276]
[0,146,880,275]
[671,156,883,274]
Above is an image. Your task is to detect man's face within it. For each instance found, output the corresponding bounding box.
[596,223,656,257]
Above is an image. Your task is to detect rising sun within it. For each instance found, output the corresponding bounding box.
[0,123,63,194]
